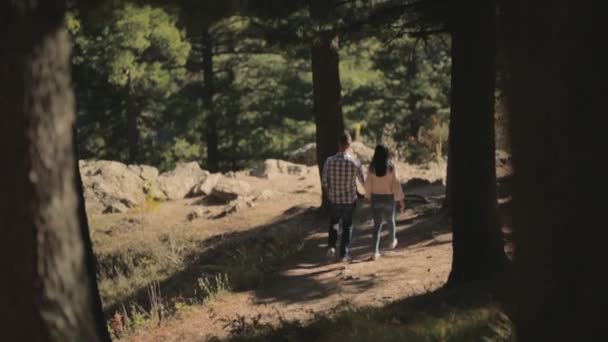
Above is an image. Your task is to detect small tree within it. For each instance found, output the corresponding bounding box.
[417,115,449,164]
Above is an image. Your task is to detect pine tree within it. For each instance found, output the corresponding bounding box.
[0,1,110,340]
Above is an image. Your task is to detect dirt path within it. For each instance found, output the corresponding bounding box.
[122,183,452,342]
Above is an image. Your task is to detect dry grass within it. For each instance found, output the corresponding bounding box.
[90,201,317,339]
[226,285,514,342]
[91,215,200,310]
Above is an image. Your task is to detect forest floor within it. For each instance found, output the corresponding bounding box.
[89,167,513,341]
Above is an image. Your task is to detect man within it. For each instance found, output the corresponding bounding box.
[322,131,365,262]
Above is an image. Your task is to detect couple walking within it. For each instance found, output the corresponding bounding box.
[322,131,405,263]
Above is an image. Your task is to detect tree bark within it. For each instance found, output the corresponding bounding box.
[502,1,606,340]
[202,29,219,172]
[310,0,345,208]
[0,2,110,341]
[126,102,139,163]
[125,71,140,163]
[442,133,452,210]
[73,129,112,341]
[446,0,507,285]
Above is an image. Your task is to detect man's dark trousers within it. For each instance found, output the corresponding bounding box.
[328,201,356,257]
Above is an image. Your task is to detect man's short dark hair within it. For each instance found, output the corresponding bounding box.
[339,131,352,147]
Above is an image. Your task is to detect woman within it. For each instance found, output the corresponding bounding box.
[364,144,405,261]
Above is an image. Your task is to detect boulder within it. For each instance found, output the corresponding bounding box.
[79,160,147,214]
[214,197,255,219]
[255,189,277,201]
[210,178,252,203]
[83,187,106,215]
[250,159,308,179]
[152,162,210,201]
[287,141,374,166]
[403,178,435,188]
[128,164,159,183]
[495,150,513,180]
[186,207,206,221]
[190,173,222,197]
[287,143,317,166]
[350,141,375,164]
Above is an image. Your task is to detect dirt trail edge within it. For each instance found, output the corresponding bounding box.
[122,183,451,342]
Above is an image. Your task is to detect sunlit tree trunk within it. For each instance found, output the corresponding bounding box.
[0,1,110,340]
[310,0,345,208]
[446,0,507,285]
[503,1,605,340]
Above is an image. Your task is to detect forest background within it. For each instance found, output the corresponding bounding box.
[68,0,508,172]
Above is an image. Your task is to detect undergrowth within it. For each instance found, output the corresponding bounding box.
[96,209,314,338]
[224,286,515,342]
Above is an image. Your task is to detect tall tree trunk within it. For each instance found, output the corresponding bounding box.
[202,29,219,172]
[73,129,112,340]
[0,1,110,341]
[502,1,605,340]
[442,134,452,210]
[126,73,139,163]
[126,105,139,163]
[310,0,345,208]
[406,45,422,138]
[446,0,507,285]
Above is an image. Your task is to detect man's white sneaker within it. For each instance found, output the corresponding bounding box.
[341,254,352,263]
[390,238,398,249]
[372,252,381,261]
[326,247,336,260]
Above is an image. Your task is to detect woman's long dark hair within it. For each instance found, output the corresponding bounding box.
[369,144,393,177]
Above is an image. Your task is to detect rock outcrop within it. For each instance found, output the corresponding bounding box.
[151,162,210,201]
[190,173,222,197]
[250,159,310,179]
[495,149,513,180]
[209,178,253,203]
[287,141,375,166]
[287,143,317,166]
[80,160,150,214]
[80,160,212,214]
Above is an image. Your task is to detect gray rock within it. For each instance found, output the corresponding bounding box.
[187,207,205,221]
[79,160,147,214]
[190,173,222,197]
[255,189,276,201]
[214,197,255,219]
[287,143,317,166]
[495,150,513,180]
[152,162,210,201]
[250,159,308,179]
[287,141,374,166]
[128,164,159,183]
[350,141,374,164]
[210,178,252,203]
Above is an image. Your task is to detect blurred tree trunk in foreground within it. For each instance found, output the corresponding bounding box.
[503,1,606,340]
[447,0,508,285]
[0,1,110,340]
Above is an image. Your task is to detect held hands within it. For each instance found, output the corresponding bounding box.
[398,199,406,213]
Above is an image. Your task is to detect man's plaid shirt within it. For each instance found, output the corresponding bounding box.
[322,152,365,204]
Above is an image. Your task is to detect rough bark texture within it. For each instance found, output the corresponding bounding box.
[310,0,345,208]
[202,29,219,172]
[126,96,139,163]
[73,130,112,340]
[502,1,606,340]
[446,0,507,284]
[0,2,110,341]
